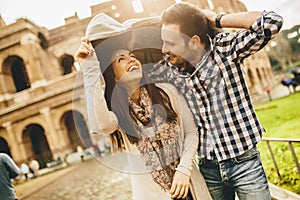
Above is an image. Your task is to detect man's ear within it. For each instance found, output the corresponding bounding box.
[190,35,201,49]
[190,35,207,50]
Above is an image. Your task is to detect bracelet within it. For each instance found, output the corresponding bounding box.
[215,13,226,28]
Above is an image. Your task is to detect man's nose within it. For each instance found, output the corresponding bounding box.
[162,44,169,55]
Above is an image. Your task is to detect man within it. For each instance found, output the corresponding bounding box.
[0,153,20,200]
[148,2,283,200]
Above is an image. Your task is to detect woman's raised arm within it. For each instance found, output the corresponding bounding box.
[75,38,119,134]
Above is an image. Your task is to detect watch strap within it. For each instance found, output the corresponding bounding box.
[215,13,225,28]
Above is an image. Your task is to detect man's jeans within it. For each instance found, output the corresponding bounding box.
[199,147,271,200]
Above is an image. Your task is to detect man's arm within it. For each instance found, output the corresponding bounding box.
[204,10,262,30]
[2,154,20,179]
[204,10,283,59]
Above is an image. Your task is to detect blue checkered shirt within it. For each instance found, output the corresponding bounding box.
[147,11,283,161]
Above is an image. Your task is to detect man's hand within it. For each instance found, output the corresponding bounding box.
[170,171,191,199]
[202,10,218,29]
[202,10,262,30]
[202,9,225,35]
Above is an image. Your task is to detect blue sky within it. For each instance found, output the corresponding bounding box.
[0,0,299,30]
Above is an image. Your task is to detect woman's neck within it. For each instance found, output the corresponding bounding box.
[130,87,141,104]
[124,81,141,104]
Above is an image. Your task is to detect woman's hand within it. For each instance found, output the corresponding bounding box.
[75,37,95,65]
[170,171,191,199]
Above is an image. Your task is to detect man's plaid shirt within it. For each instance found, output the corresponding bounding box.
[147,11,283,161]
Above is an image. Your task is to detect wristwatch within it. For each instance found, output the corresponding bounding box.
[215,13,226,28]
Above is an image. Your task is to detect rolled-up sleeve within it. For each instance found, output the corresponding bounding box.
[216,10,283,60]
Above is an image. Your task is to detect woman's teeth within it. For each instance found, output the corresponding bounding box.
[128,66,138,72]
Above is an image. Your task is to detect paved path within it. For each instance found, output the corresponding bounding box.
[18,158,133,200]
[14,84,299,200]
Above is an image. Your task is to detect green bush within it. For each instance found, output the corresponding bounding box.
[258,142,300,194]
[255,92,300,194]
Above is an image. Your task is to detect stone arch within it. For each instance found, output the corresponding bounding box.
[0,136,12,157]
[256,68,262,85]
[22,124,52,168]
[38,32,48,50]
[2,55,31,93]
[14,116,47,143]
[259,67,268,88]
[60,110,92,152]
[59,54,75,75]
[263,67,273,87]
[247,68,255,88]
[262,67,269,86]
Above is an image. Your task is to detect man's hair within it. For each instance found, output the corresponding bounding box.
[161,2,210,47]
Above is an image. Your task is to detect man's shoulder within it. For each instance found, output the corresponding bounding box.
[0,153,10,162]
[213,31,234,43]
[0,153,16,168]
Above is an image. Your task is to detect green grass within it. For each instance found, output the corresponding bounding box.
[254,92,300,194]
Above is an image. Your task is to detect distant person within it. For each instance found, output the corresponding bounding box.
[96,140,106,157]
[76,145,85,161]
[29,158,40,177]
[20,162,30,180]
[0,153,20,200]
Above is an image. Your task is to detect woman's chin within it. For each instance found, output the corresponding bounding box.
[118,71,143,84]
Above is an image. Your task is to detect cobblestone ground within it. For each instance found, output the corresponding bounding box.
[23,157,133,200]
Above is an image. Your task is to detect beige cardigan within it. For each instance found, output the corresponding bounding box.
[82,59,212,200]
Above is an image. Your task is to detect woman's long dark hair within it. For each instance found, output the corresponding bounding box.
[102,53,177,152]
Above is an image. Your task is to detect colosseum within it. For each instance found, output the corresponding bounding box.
[0,0,276,167]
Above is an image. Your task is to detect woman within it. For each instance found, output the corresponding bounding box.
[75,15,211,200]
[76,40,211,200]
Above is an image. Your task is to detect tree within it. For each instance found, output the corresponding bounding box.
[265,32,292,71]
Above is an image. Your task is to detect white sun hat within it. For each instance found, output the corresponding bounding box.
[85,13,160,41]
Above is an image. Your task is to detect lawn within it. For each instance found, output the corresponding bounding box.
[254,92,300,194]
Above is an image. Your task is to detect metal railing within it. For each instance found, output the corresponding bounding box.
[261,138,300,177]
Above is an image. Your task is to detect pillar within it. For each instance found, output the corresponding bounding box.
[39,107,62,157]
[2,122,24,163]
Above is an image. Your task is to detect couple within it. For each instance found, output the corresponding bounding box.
[75,2,283,200]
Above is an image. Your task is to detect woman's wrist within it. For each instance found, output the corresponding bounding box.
[175,164,192,177]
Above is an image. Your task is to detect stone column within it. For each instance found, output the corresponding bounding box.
[39,107,61,157]
[55,128,71,159]
[2,122,23,162]
[259,68,268,89]
[253,68,264,94]
[20,36,45,83]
